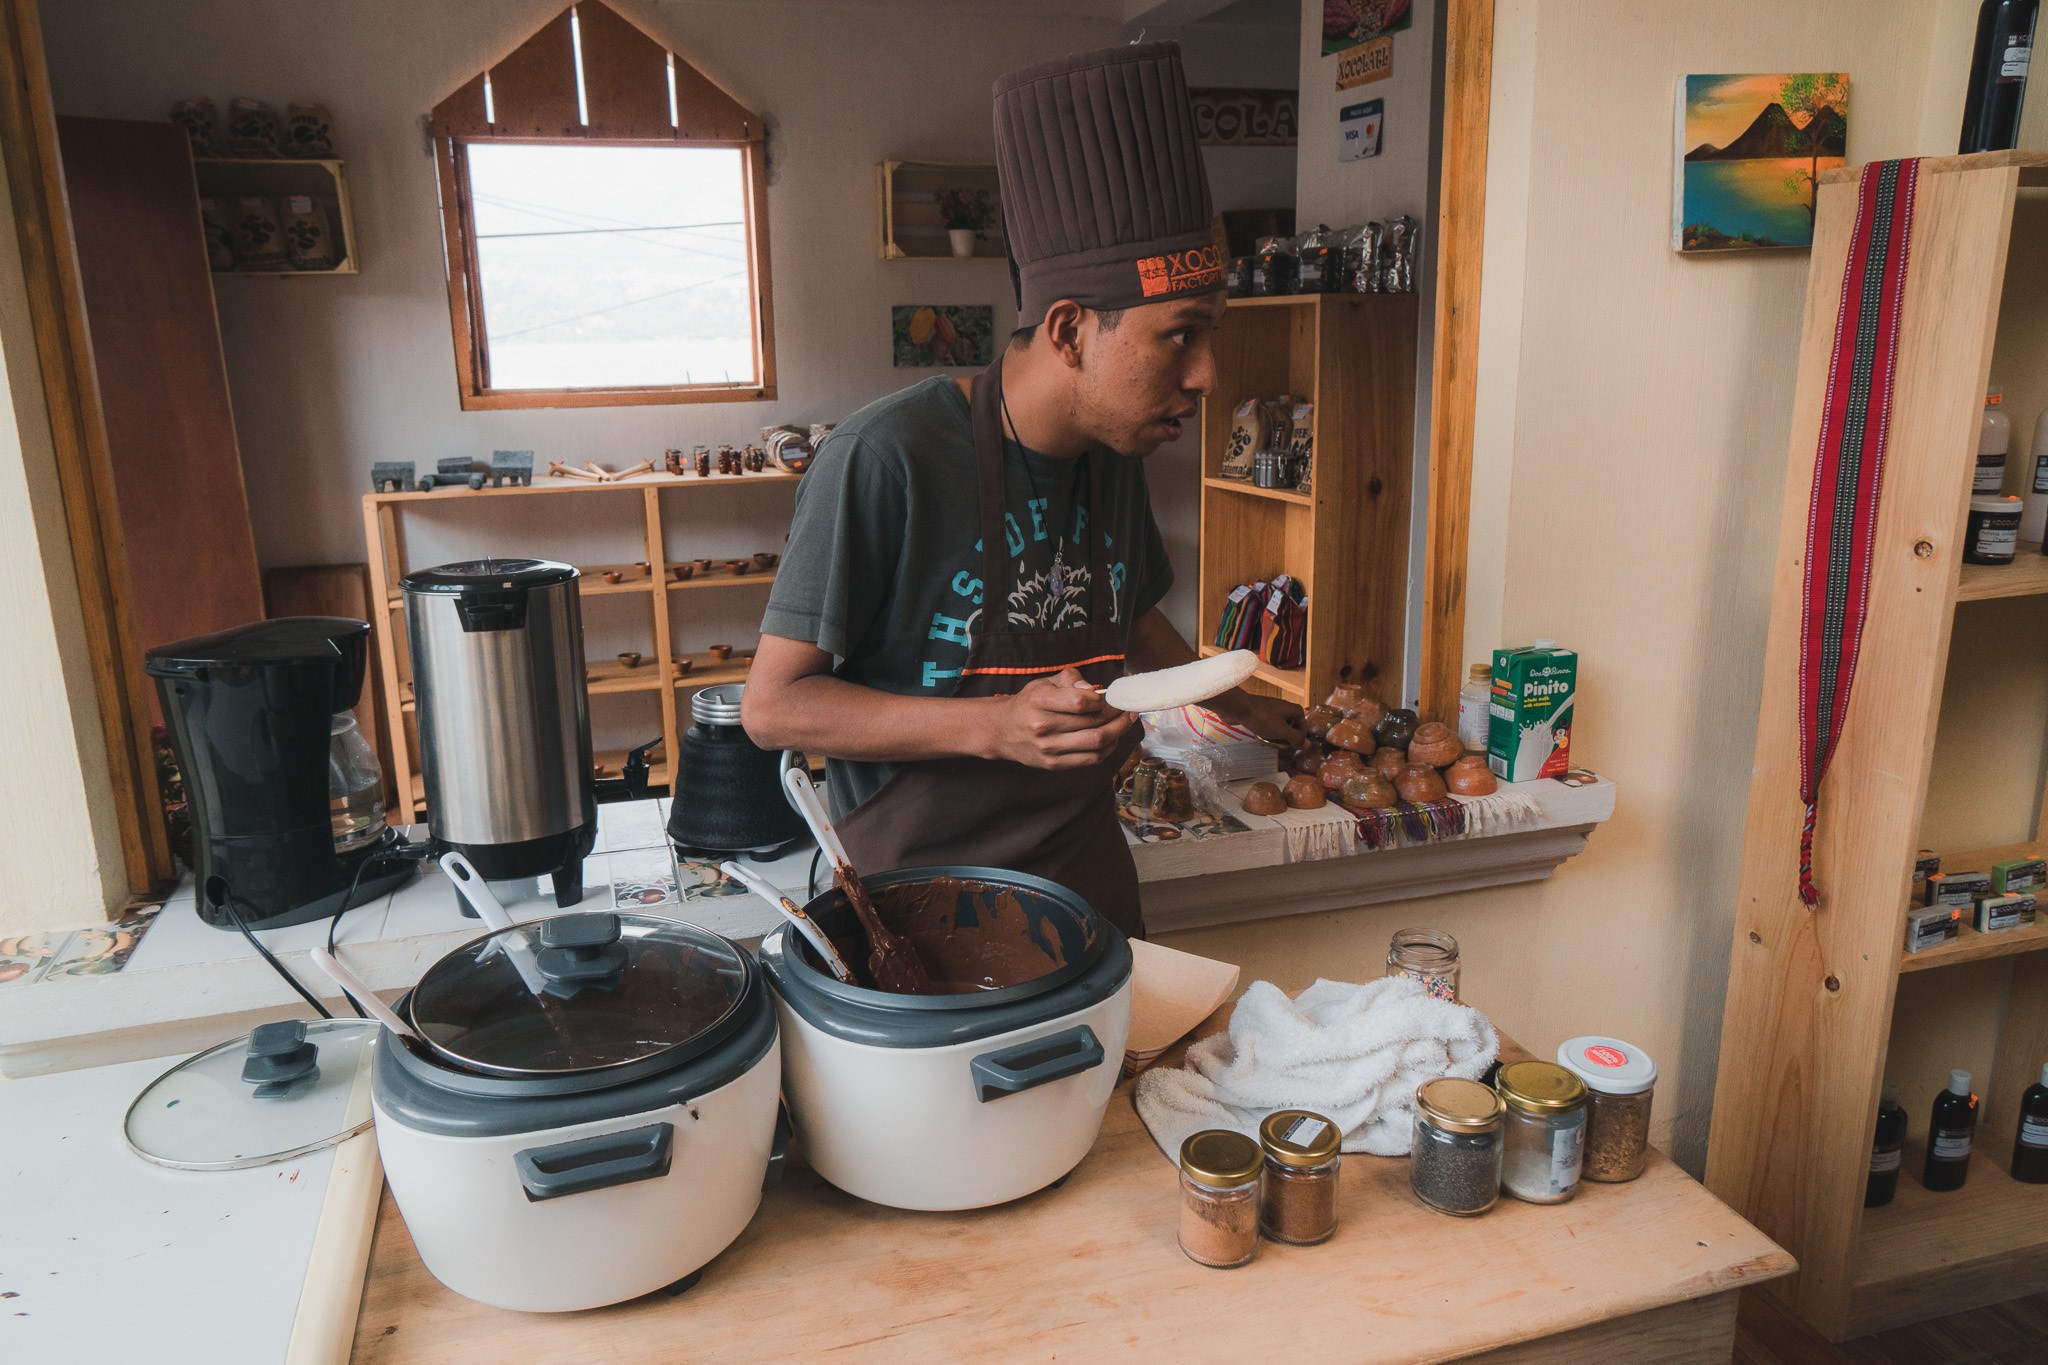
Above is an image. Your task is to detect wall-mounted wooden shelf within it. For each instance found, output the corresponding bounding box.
[1197,293,1417,709]
[1955,541,2048,601]
[363,474,794,821]
[877,159,1006,260]
[193,156,357,275]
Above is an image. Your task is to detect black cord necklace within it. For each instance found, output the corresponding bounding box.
[1002,392,1089,600]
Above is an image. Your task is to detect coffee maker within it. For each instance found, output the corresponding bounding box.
[147,618,413,930]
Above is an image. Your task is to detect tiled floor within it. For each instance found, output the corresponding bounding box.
[1735,1287,2048,1364]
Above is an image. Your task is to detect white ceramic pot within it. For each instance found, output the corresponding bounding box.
[948,227,976,257]
[370,911,784,1311]
[759,867,1134,1211]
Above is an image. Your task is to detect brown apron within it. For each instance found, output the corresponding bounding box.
[833,357,1144,936]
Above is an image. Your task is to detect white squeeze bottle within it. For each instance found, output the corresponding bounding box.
[2025,406,2048,550]
[1458,663,1490,753]
[1976,387,2010,496]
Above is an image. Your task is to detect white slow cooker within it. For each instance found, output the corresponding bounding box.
[370,911,782,1312]
[759,867,1133,1212]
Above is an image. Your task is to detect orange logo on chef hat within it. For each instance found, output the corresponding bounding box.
[1136,243,1225,298]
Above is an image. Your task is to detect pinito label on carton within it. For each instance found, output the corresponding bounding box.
[1488,644,1577,782]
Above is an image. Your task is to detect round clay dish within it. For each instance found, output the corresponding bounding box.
[1282,775,1328,810]
[1373,710,1417,751]
[1408,721,1462,769]
[1290,743,1327,776]
[1301,705,1341,741]
[1341,772,1398,811]
[1445,754,1498,796]
[1371,746,1408,779]
[709,644,734,661]
[1327,717,1377,754]
[1241,781,1287,816]
[1397,764,1448,803]
[1325,682,1370,714]
[1346,696,1389,732]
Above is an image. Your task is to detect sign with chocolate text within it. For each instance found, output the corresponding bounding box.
[1188,87,1299,146]
[1334,35,1394,91]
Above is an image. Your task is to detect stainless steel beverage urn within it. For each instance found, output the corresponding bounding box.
[401,558,596,905]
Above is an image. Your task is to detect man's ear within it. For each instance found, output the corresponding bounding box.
[1042,299,1087,370]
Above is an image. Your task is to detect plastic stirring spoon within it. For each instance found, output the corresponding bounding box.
[718,860,859,985]
[780,767,930,992]
[309,945,424,1044]
[438,851,550,995]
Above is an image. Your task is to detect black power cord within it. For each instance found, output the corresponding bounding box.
[212,883,333,1020]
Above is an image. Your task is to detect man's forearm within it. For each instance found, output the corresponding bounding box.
[743,671,998,763]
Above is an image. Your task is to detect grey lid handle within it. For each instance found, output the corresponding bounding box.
[969,1024,1104,1103]
[515,1121,673,1202]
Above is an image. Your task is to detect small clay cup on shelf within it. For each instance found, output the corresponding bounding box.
[1326,716,1377,754]
[672,657,694,678]
[1408,721,1462,769]
[635,560,651,578]
[709,643,734,662]
[1289,742,1327,777]
[1241,781,1287,816]
[1341,772,1399,812]
[601,570,623,585]
[1282,774,1328,810]
[752,551,779,569]
[1444,754,1498,796]
[728,559,753,576]
[694,558,713,572]
[1301,704,1341,741]
[617,651,642,670]
[671,564,695,582]
[1371,746,1408,780]
[1374,708,1419,751]
[1397,763,1448,804]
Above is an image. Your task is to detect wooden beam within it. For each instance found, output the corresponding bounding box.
[0,0,170,898]
[1419,0,1493,723]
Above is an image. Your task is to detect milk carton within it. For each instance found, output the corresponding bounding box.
[1488,642,1577,782]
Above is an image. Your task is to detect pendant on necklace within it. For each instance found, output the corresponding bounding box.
[1049,544,1067,599]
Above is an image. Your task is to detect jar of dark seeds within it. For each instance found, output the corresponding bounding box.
[1555,1036,1657,1182]
[1258,1109,1342,1244]
[1412,1077,1505,1216]
[1178,1130,1263,1268]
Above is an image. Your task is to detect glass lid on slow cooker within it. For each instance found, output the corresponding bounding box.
[125,1018,377,1170]
[408,912,750,1076]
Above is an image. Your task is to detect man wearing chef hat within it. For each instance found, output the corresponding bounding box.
[746,41,1300,937]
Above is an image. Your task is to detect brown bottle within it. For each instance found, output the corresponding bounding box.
[2014,1063,2048,1184]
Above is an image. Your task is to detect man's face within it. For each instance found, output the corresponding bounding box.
[1074,295,1226,457]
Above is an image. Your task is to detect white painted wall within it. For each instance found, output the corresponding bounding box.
[0,139,128,934]
[39,0,1297,658]
[1169,0,2031,1173]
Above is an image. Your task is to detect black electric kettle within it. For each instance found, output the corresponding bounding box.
[666,684,808,858]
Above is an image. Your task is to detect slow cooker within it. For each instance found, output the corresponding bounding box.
[759,867,1133,1211]
[371,911,783,1311]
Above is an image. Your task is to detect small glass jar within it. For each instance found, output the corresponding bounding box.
[1966,494,2023,565]
[1412,1077,1505,1216]
[1497,1060,1587,1204]
[1178,1130,1262,1268]
[1556,1036,1657,1183]
[1258,1109,1342,1244]
[1387,927,1460,1002]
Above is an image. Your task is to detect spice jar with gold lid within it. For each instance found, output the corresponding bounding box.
[1497,1060,1587,1204]
[1412,1077,1505,1216]
[1178,1130,1263,1267]
[1258,1109,1342,1245]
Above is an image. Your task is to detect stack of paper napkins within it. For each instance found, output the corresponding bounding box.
[1141,705,1280,784]
[1123,938,1242,1077]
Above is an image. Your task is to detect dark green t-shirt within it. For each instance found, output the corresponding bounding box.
[760,375,1173,816]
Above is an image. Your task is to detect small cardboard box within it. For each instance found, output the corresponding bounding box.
[1488,643,1577,782]
[1906,903,1962,953]
[1991,857,2046,894]
[1975,893,2037,934]
[1926,870,1990,909]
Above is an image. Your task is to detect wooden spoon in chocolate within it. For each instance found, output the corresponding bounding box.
[781,766,930,992]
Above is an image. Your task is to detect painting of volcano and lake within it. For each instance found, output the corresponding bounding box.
[1674,73,1847,252]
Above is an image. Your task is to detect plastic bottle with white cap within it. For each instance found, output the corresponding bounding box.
[2026,409,2048,549]
[1924,1068,1978,1192]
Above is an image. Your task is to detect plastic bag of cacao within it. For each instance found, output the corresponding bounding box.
[169,99,217,156]
[283,194,336,270]
[231,197,287,270]
[226,98,279,156]
[199,197,235,271]
[284,103,334,158]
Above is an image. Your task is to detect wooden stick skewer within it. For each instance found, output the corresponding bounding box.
[548,461,604,483]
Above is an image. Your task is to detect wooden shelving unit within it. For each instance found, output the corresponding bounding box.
[1705,150,2048,1342]
[193,156,357,275]
[362,468,795,820]
[876,159,1005,260]
[1196,292,1417,706]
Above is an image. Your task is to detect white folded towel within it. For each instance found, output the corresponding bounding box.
[1133,976,1499,1159]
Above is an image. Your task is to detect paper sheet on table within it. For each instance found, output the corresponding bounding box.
[1123,937,1240,1074]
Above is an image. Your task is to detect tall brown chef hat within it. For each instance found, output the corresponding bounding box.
[994,41,1221,328]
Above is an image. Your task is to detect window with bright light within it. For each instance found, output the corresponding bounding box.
[463,143,760,394]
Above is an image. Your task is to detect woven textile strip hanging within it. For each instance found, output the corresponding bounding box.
[1797,157,1920,907]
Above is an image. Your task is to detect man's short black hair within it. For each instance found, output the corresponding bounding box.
[1009,307,1124,348]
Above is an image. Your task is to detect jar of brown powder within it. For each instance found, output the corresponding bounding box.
[1178,1130,1262,1268]
[1258,1109,1342,1244]
[1555,1035,1657,1182]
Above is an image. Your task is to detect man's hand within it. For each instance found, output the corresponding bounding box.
[987,668,1136,770]
[1213,689,1304,747]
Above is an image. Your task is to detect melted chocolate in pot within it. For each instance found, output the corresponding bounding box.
[825,877,1071,995]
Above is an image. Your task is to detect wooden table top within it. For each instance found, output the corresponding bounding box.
[351,1039,1792,1362]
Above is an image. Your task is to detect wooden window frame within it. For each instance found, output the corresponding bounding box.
[428,2,776,411]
